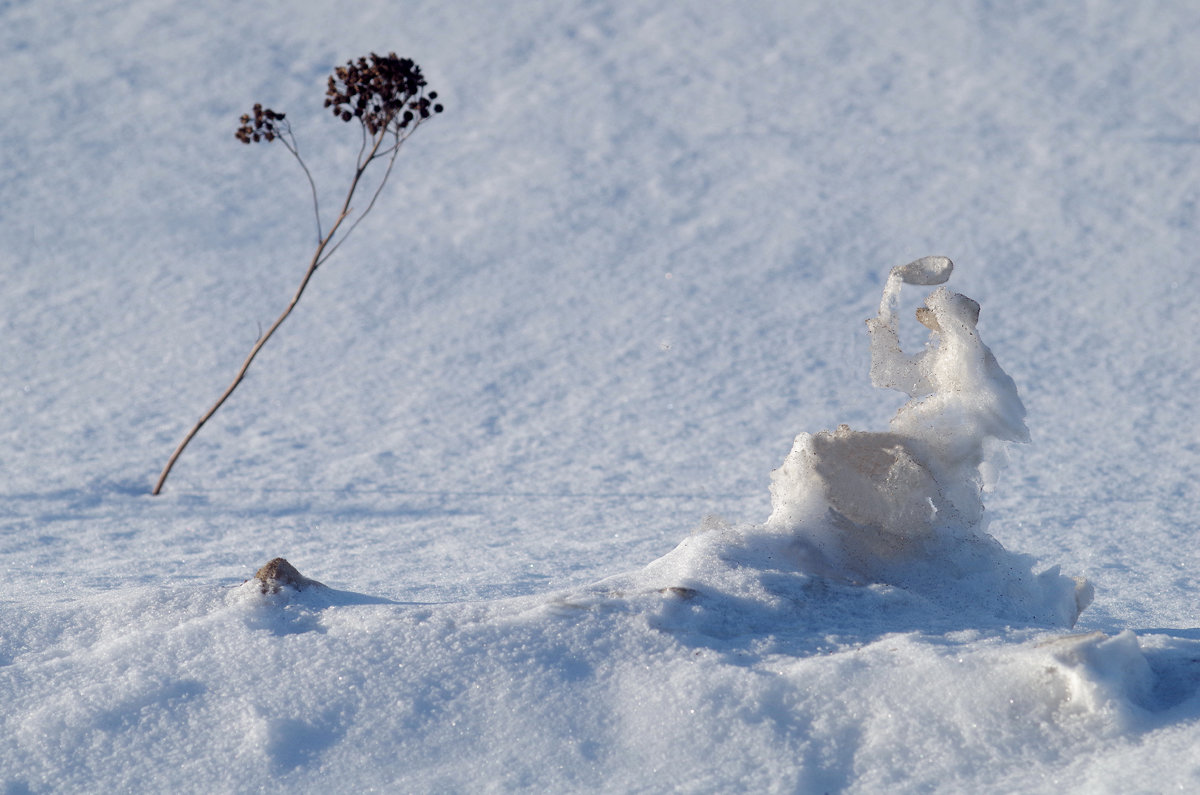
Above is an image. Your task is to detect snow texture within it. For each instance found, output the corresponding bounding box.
[3,0,1200,792]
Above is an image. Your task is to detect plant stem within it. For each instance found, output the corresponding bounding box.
[152,130,390,495]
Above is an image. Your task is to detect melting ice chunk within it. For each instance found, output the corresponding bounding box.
[615,259,1090,631]
[764,259,1091,625]
[892,255,954,286]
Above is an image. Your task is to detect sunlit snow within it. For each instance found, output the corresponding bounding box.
[3,1,1200,792]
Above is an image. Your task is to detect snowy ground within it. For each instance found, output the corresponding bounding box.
[3,0,1200,791]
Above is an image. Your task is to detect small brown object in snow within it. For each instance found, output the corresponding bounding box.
[252,557,326,594]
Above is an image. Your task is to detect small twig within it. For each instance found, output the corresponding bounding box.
[317,133,409,267]
[356,122,370,171]
[277,129,324,243]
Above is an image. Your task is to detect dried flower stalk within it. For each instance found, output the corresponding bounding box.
[153,53,443,495]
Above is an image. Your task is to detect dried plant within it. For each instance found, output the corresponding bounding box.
[153,53,444,495]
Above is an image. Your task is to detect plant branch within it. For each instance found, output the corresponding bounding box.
[278,131,324,242]
[153,121,387,495]
[317,129,412,267]
[152,202,351,495]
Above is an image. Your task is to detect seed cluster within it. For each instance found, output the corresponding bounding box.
[235,104,286,144]
[324,52,444,135]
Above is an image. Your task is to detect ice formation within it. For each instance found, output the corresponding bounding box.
[614,258,1091,632]
[762,257,1092,625]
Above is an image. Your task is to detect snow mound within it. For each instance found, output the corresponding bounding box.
[1038,631,1156,723]
[600,260,1091,635]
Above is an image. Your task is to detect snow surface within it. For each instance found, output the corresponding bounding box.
[3,0,1200,791]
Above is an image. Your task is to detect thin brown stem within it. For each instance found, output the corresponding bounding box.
[317,130,410,267]
[280,132,324,242]
[152,128,388,495]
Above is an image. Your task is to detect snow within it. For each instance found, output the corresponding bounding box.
[3,0,1200,791]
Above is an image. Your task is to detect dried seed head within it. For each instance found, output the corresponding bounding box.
[324,52,444,135]
[234,53,442,146]
[234,104,288,145]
